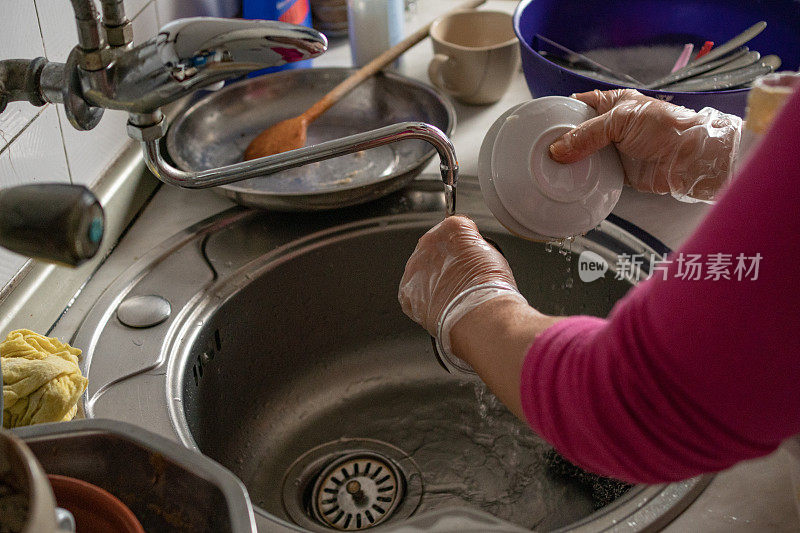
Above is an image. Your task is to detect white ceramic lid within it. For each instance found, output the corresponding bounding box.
[478,96,623,241]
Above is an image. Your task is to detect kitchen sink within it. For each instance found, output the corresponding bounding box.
[68,179,709,531]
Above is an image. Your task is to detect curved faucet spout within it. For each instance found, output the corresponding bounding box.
[141,121,458,213]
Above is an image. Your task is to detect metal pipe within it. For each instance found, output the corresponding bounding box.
[100,0,127,28]
[39,62,66,104]
[69,0,103,51]
[142,121,458,190]
[100,0,133,47]
[0,58,48,112]
[69,0,99,24]
[0,60,33,107]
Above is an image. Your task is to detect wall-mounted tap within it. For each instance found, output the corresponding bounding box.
[1,1,459,219]
[1,16,327,129]
[70,18,328,115]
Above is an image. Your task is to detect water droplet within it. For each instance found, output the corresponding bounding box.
[565,278,574,288]
[132,338,143,346]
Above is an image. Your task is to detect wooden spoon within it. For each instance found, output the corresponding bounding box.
[243,0,487,161]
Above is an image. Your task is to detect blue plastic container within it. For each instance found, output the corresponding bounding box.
[244,0,313,74]
[243,0,311,27]
[514,0,800,116]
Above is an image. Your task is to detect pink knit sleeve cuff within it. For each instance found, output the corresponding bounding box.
[520,316,607,437]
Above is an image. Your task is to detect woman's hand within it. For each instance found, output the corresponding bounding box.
[398,216,517,335]
[549,89,742,202]
[398,216,523,351]
[399,216,563,418]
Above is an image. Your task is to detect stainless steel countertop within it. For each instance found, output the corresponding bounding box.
[44,0,800,530]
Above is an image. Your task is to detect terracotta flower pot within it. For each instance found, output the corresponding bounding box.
[47,475,144,533]
[0,430,60,533]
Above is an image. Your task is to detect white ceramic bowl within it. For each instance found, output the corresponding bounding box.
[479,96,624,241]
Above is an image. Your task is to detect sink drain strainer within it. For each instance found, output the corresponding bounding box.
[282,438,423,531]
[311,452,402,530]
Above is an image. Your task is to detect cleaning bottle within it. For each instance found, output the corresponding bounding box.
[736,71,800,170]
[243,0,314,74]
[347,0,404,67]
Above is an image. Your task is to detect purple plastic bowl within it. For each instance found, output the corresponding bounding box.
[513,0,800,117]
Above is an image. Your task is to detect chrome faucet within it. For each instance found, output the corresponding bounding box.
[3,16,327,129]
[0,1,458,213]
[74,18,328,115]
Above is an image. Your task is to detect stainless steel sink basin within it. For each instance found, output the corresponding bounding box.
[70,179,709,532]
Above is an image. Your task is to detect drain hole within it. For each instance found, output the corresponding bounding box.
[311,453,403,531]
[282,438,423,532]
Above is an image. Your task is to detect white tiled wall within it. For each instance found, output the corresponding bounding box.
[0,0,232,287]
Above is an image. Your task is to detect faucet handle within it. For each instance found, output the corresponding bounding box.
[0,184,104,267]
[80,18,328,115]
[156,17,328,82]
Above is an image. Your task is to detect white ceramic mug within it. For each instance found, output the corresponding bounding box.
[428,10,520,105]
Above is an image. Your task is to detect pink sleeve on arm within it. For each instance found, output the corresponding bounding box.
[521,87,800,484]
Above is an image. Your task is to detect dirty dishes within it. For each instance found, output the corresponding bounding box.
[514,0,800,116]
[244,0,485,161]
[166,68,454,211]
[479,96,624,241]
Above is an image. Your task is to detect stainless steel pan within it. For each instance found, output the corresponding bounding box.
[166,68,455,211]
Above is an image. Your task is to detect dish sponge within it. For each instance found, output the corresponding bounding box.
[1,329,87,428]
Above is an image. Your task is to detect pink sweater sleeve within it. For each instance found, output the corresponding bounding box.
[521,87,800,484]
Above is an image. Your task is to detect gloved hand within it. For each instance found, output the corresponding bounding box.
[549,89,742,202]
[398,216,527,362]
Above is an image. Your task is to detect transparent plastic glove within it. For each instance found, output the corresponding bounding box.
[549,89,742,202]
[398,216,527,361]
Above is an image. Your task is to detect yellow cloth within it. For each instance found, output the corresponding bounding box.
[1,329,87,428]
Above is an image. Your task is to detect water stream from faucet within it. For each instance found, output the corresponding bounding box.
[444,183,456,216]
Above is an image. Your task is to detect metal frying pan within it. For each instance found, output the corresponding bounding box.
[165,68,455,211]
